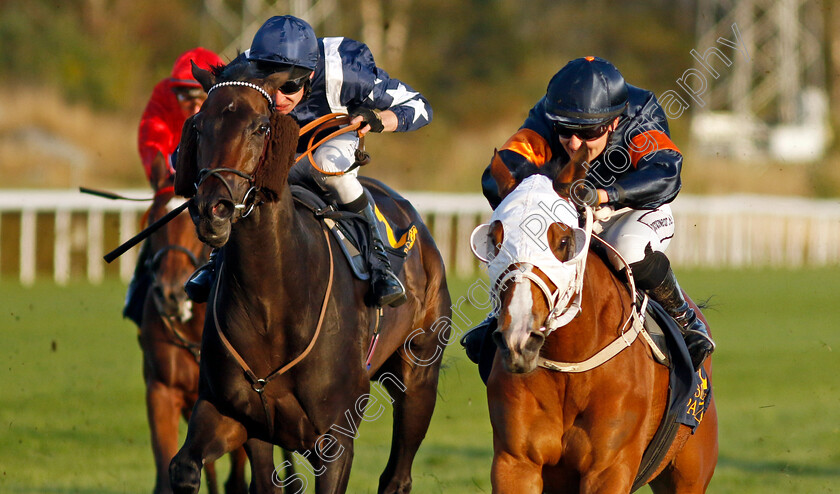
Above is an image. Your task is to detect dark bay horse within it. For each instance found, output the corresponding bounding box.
[140,154,247,494]
[169,60,451,493]
[477,153,718,493]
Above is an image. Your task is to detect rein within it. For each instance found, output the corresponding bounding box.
[209,225,335,438]
[295,113,364,176]
[535,231,666,373]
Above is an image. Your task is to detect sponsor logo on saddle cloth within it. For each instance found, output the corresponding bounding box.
[686,367,711,426]
[471,175,591,333]
[373,205,419,255]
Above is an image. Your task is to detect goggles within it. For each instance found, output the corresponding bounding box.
[553,121,611,141]
[278,76,308,95]
[172,87,205,102]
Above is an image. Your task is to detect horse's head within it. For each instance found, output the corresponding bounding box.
[471,149,592,373]
[173,59,301,248]
[146,154,208,322]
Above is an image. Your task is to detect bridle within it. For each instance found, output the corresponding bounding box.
[146,186,206,361]
[495,206,594,335]
[195,167,260,220]
[193,81,275,221]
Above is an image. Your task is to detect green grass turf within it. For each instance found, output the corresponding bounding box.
[1,268,839,492]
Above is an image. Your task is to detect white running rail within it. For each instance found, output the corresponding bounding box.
[1,190,839,285]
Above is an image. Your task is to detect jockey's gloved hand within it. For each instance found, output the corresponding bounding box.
[350,107,384,133]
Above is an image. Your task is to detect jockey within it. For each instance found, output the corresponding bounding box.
[123,47,223,326]
[138,47,224,183]
[462,56,714,371]
[185,15,432,308]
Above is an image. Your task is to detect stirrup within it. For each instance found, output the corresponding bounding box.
[371,267,406,307]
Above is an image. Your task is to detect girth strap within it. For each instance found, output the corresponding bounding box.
[210,225,334,438]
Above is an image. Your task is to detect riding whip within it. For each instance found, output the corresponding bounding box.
[103,200,191,263]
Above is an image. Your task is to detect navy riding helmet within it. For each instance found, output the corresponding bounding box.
[545,56,628,129]
[248,15,319,79]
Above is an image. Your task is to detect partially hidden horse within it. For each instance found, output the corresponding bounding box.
[474,152,718,493]
[139,154,247,494]
[169,59,451,493]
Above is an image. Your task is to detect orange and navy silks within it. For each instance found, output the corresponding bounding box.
[482,84,683,211]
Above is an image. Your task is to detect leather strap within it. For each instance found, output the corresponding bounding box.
[295,113,363,176]
[210,225,334,436]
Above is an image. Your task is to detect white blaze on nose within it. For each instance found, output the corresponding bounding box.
[506,281,535,351]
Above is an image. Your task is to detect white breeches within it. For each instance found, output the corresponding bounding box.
[308,132,364,204]
[597,204,675,269]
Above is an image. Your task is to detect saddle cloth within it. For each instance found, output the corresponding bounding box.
[289,183,417,281]
[631,297,712,491]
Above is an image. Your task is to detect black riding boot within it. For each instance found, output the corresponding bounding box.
[184,249,218,303]
[648,268,715,371]
[360,203,406,307]
[123,240,152,326]
[460,315,496,364]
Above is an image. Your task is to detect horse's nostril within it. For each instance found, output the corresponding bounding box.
[212,200,234,220]
[525,331,546,353]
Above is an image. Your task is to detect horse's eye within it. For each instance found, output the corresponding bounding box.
[255,124,270,137]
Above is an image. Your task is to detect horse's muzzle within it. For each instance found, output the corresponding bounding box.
[493,326,545,374]
[191,197,234,248]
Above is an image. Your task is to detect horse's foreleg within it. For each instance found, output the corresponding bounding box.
[170,398,247,494]
[311,439,355,494]
[377,357,442,494]
[491,451,543,494]
[146,380,185,494]
[243,438,286,494]
[205,461,219,494]
[224,447,249,494]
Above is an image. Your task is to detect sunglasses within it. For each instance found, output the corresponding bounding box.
[553,122,611,141]
[278,76,308,95]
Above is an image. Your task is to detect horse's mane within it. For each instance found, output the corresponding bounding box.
[538,155,571,184]
[212,55,275,83]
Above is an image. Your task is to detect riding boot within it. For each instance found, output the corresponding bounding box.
[123,240,152,326]
[647,268,715,371]
[360,203,407,307]
[460,315,496,364]
[184,249,218,304]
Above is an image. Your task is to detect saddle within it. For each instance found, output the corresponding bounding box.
[287,170,417,281]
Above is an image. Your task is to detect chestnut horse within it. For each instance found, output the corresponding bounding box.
[139,155,247,494]
[476,153,717,493]
[168,59,451,493]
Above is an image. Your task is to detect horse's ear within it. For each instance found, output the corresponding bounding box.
[174,115,199,198]
[148,152,172,192]
[490,150,517,199]
[553,145,589,194]
[254,112,300,199]
[191,60,215,93]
